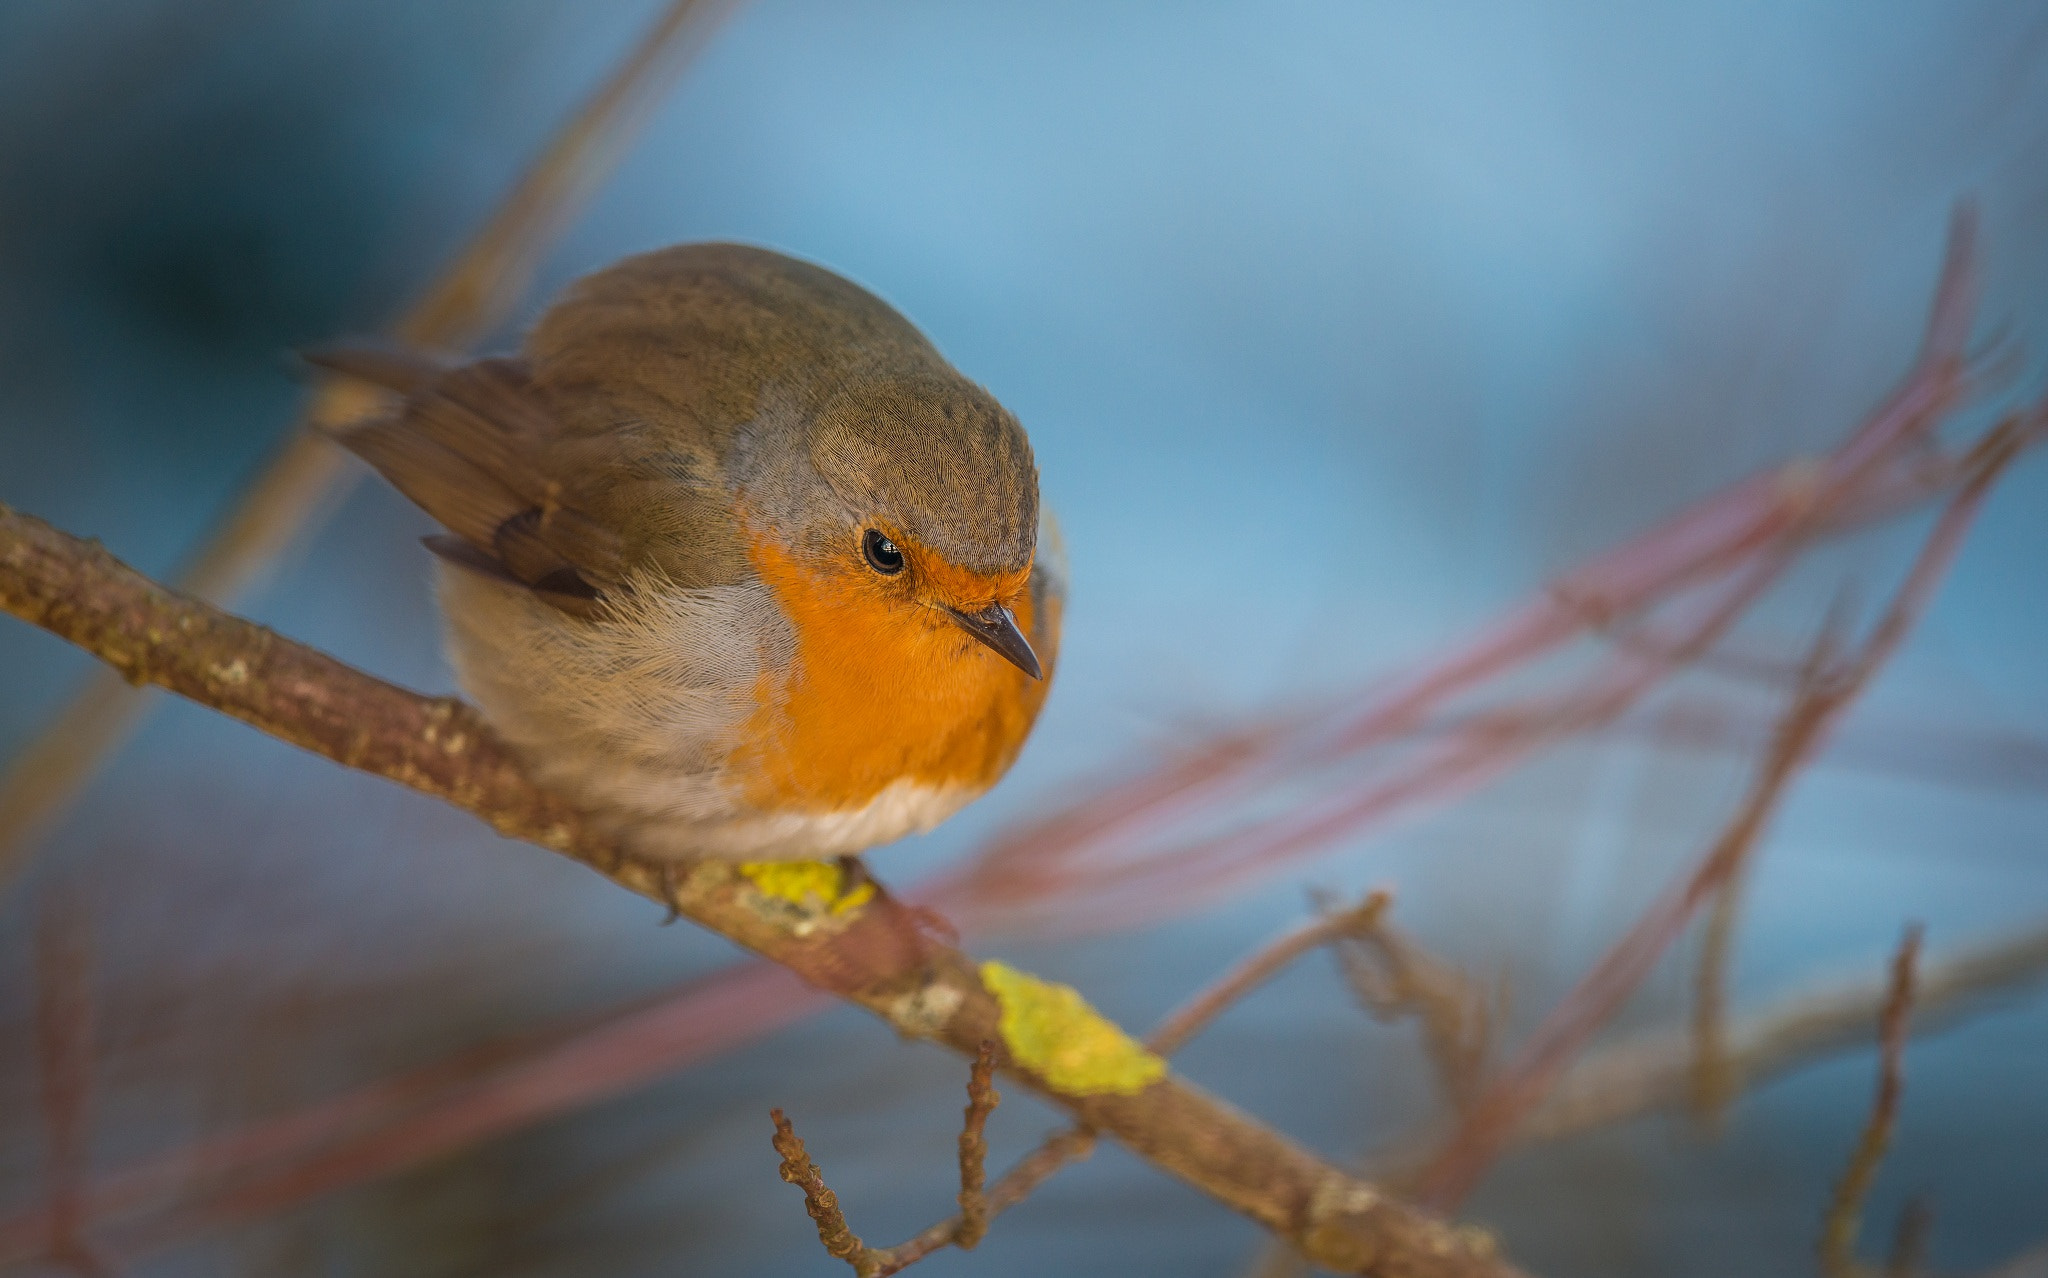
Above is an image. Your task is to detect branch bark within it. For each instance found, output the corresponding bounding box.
[0,501,1522,1278]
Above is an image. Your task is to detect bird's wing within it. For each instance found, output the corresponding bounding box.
[306,346,626,617]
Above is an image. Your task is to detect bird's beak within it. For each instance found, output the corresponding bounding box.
[943,603,1043,680]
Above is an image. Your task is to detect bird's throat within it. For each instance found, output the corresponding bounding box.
[735,534,1057,818]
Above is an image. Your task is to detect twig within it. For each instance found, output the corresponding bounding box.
[955,1042,999,1249]
[1690,611,1849,1131]
[1820,926,1923,1278]
[0,504,1518,1278]
[0,0,736,890]
[865,1127,1101,1277]
[1688,844,1745,1130]
[849,1128,1099,1278]
[1147,891,1390,1057]
[771,1109,873,1274]
[767,1049,1075,1278]
[1323,895,1498,1115]
[982,1127,1098,1216]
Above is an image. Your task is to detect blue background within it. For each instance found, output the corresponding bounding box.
[2,3,2045,1274]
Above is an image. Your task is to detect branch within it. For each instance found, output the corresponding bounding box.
[1690,608,1853,1130]
[0,502,1521,1278]
[1322,893,1499,1115]
[0,0,738,887]
[1819,925,1922,1278]
[944,210,1989,938]
[955,1043,999,1249]
[1147,891,1391,1057]
[770,1044,1025,1277]
[864,1125,1103,1275]
[772,1110,872,1272]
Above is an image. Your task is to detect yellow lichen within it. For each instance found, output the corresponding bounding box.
[980,961,1166,1096]
[738,860,875,916]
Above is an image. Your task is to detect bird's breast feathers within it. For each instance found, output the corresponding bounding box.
[438,527,1061,861]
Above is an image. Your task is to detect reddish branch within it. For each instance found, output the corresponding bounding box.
[1409,414,2032,1210]
[940,210,1994,938]
[1148,891,1391,1057]
[1819,926,1923,1278]
[0,502,1517,1278]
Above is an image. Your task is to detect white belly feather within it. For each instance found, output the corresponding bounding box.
[437,563,966,861]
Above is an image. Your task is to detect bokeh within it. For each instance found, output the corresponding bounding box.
[2,3,2046,1275]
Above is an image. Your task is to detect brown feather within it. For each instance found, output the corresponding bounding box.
[312,346,626,612]
[300,341,447,396]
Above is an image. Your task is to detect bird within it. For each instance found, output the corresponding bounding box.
[309,243,1061,862]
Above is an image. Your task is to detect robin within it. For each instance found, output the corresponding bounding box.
[311,244,1061,861]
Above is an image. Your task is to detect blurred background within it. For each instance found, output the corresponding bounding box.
[2,2,2046,1274]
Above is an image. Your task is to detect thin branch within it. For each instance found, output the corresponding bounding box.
[982,1127,1098,1216]
[1690,595,1850,1133]
[0,503,1518,1278]
[955,1043,999,1249]
[1147,891,1390,1057]
[1820,926,1923,1278]
[766,1049,1076,1278]
[805,1126,1099,1278]
[1326,900,1498,1115]
[1687,871,1744,1129]
[0,0,736,888]
[771,1109,873,1275]
[868,1127,1102,1277]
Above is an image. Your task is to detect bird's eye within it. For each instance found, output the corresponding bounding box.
[862,528,905,575]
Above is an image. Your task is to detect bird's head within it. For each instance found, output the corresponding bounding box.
[743,373,1044,681]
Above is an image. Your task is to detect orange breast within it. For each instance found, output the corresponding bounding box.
[735,534,1059,814]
